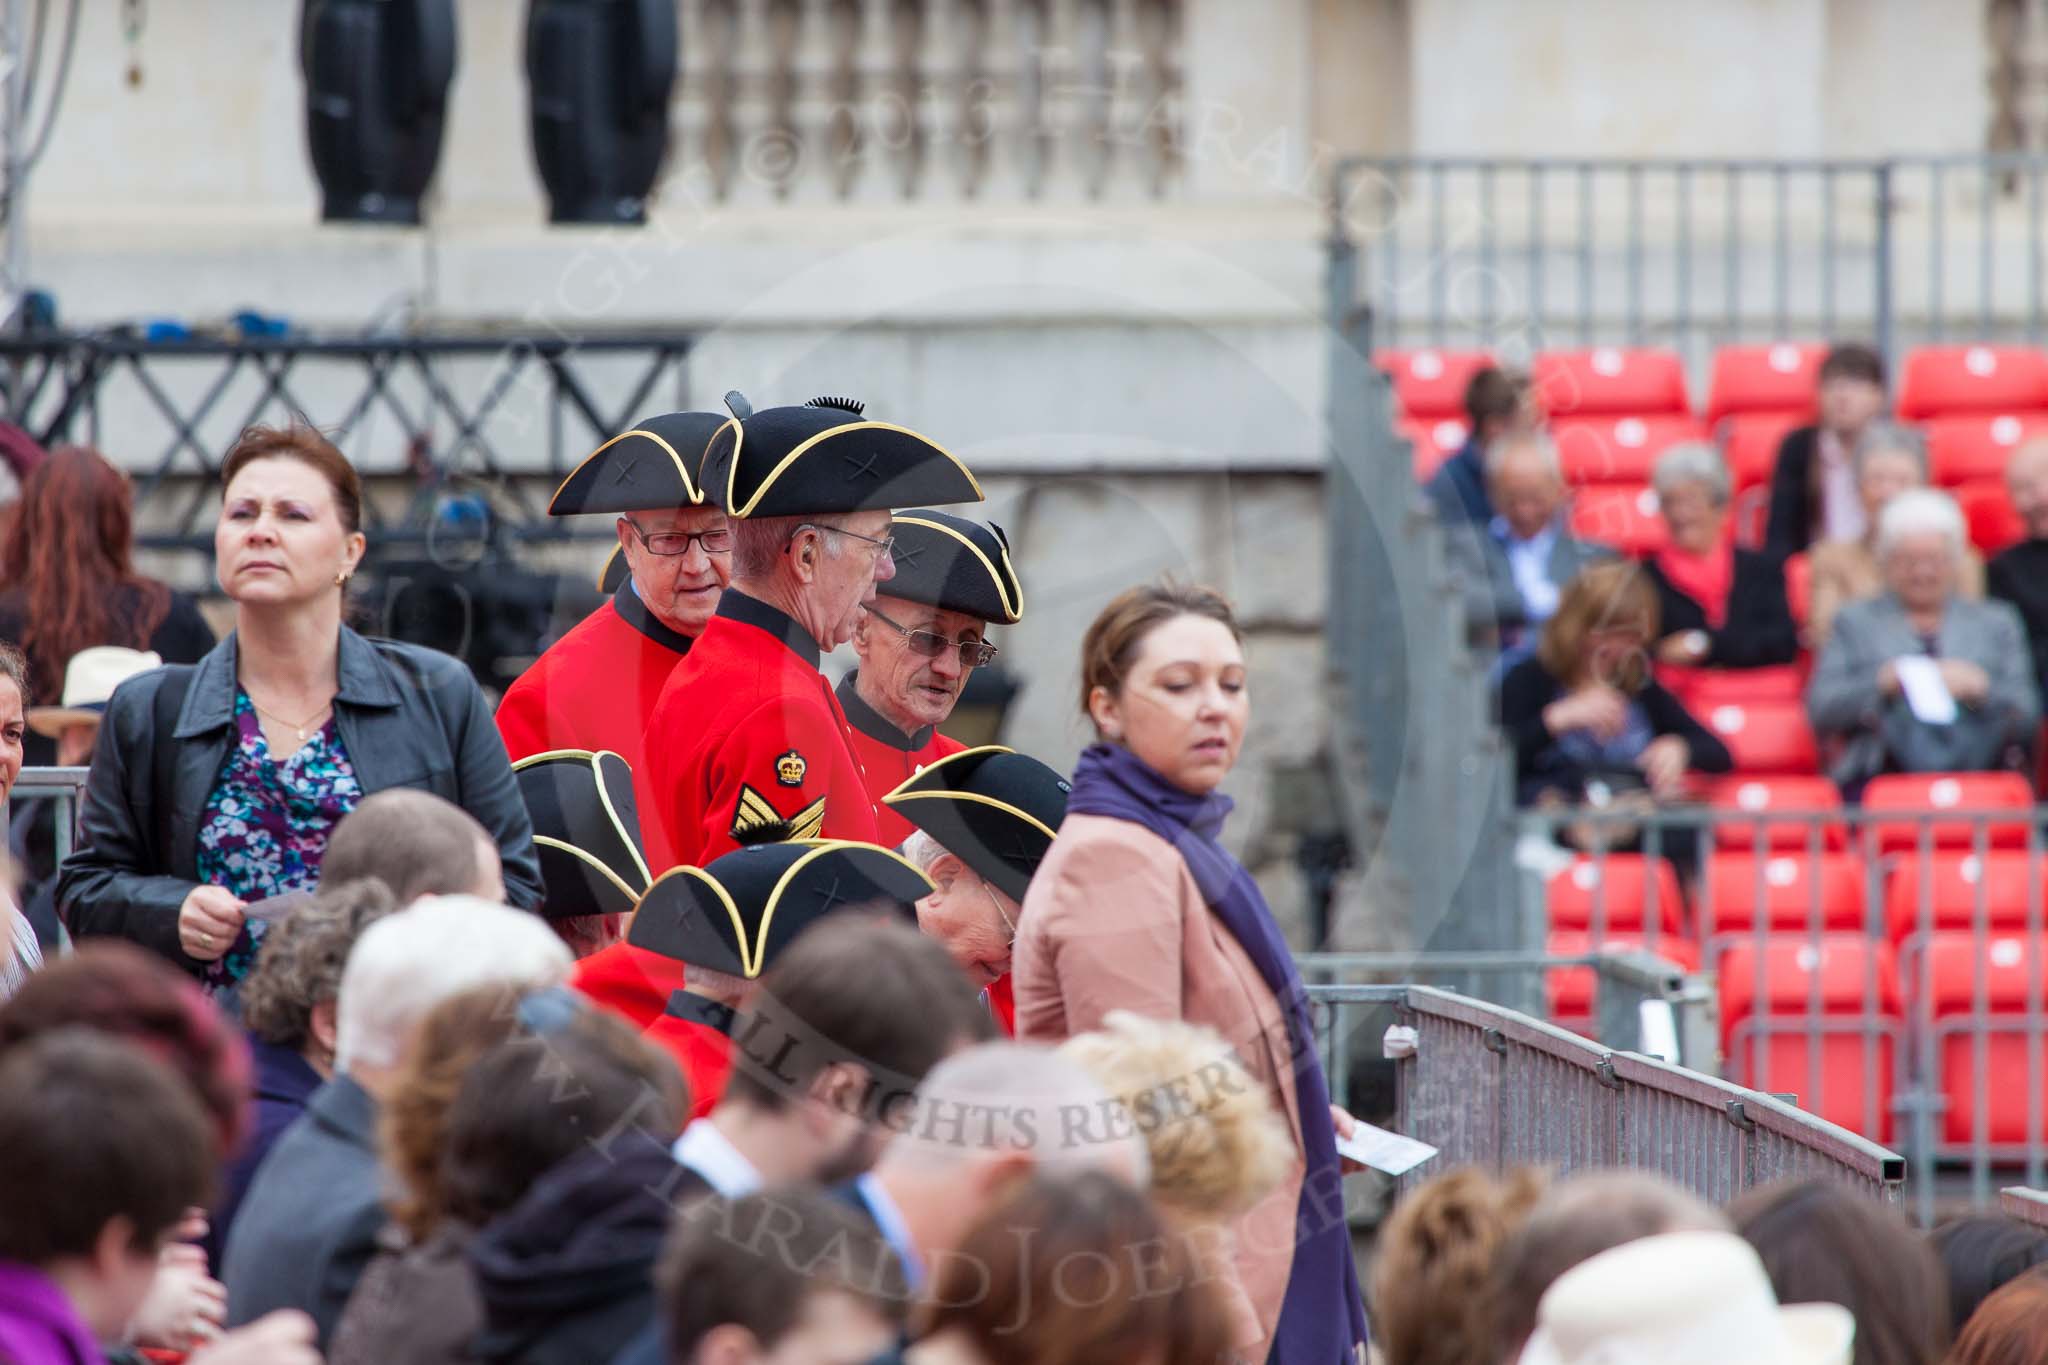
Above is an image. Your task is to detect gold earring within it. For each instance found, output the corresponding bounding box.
[333,571,349,587]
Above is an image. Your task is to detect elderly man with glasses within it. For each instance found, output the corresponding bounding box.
[836,509,1023,848]
[496,411,734,772]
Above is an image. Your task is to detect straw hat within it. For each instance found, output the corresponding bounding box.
[1519,1230,1854,1365]
[27,646,161,738]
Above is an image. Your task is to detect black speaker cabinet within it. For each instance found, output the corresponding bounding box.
[300,0,458,224]
[526,0,678,225]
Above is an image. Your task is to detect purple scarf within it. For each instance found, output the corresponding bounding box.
[0,1262,105,1365]
[1066,744,1367,1364]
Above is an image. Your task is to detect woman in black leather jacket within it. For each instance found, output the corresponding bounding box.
[56,424,541,990]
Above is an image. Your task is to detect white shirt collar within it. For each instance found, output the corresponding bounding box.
[671,1118,763,1198]
[856,1172,924,1290]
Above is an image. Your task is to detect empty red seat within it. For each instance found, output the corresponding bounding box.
[1922,412,2048,486]
[1707,775,1847,850]
[1898,346,2048,420]
[1705,343,1826,425]
[1719,411,1804,493]
[1534,348,1691,418]
[1700,699,1820,775]
[1699,852,1865,936]
[1400,415,1468,482]
[1546,930,1702,1038]
[1924,931,2048,1145]
[1956,480,2026,555]
[1862,772,2034,855]
[1884,850,2042,943]
[1554,414,1709,485]
[1547,854,1685,935]
[1720,935,1900,1141]
[1568,484,1666,555]
[1376,348,1496,419]
[1681,665,1808,708]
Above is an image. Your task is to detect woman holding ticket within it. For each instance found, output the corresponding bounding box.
[1809,488,2040,798]
[1012,581,1371,1365]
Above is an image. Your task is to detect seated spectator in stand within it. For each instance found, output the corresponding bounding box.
[1423,364,1541,530]
[660,1189,906,1365]
[215,878,396,1265]
[1372,1166,1548,1365]
[56,423,541,997]
[1731,1178,1950,1365]
[1500,562,1732,840]
[1059,1011,1293,1358]
[898,1171,1233,1365]
[1492,1169,1728,1362]
[1443,431,1615,654]
[1765,342,1891,557]
[330,987,681,1365]
[1927,1216,2048,1340]
[1944,1266,2048,1365]
[1643,443,1799,670]
[0,1031,318,1365]
[222,896,570,1350]
[1809,424,1984,649]
[318,788,506,907]
[1809,490,2040,798]
[1985,436,2048,690]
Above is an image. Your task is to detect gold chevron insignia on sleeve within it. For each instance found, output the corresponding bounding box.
[730,785,828,846]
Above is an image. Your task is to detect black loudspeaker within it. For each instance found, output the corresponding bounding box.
[526,0,678,224]
[300,0,458,224]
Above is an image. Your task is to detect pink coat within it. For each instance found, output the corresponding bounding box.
[1013,812,1307,1356]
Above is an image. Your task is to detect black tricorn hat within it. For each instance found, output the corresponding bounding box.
[877,509,1023,625]
[882,746,1069,903]
[512,750,653,920]
[699,395,984,519]
[626,840,931,979]
[548,410,728,516]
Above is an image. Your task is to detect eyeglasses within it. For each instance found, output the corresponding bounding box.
[793,521,896,565]
[862,604,999,668]
[978,878,1017,946]
[623,518,734,557]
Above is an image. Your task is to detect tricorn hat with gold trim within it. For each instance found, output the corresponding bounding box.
[548,410,727,516]
[877,509,1023,625]
[699,395,984,520]
[513,750,654,920]
[882,746,1070,903]
[626,840,931,979]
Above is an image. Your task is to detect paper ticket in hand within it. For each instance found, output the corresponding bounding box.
[1894,655,1958,726]
[1335,1121,1439,1176]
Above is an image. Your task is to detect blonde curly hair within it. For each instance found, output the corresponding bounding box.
[1059,1010,1293,1218]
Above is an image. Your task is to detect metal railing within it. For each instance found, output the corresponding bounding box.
[2002,1185,2048,1230]
[8,766,88,865]
[1309,981,1904,1206]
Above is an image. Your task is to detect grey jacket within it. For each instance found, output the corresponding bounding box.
[1443,516,1616,640]
[1807,592,2041,788]
[56,626,542,972]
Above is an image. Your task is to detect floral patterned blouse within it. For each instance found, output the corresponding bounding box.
[193,690,362,994]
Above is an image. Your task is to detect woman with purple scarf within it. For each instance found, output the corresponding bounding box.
[1013,581,1369,1365]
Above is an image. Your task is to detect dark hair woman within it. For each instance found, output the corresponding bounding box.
[56,423,542,995]
[1011,579,1369,1365]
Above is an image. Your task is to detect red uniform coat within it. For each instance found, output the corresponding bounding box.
[835,670,967,850]
[495,578,694,771]
[641,991,736,1121]
[642,591,880,870]
[983,972,1015,1036]
[570,941,686,1032]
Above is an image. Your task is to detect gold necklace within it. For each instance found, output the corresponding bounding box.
[247,694,333,742]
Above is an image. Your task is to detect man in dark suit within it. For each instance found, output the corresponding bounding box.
[1423,365,1542,530]
[1763,342,1889,557]
[1444,430,1617,651]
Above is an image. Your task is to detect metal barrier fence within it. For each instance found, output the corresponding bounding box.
[1327,154,2048,371]
[8,766,88,865]
[2002,1185,2048,1230]
[1307,981,1904,1207]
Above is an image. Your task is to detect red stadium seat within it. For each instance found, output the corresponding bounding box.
[1546,854,1685,935]
[1898,346,2048,420]
[1546,930,1702,1038]
[1719,411,1805,493]
[1700,699,1820,775]
[1534,348,1691,418]
[1956,480,2026,555]
[1924,931,2048,1145]
[1681,665,1808,708]
[1553,414,1709,486]
[1376,348,1496,419]
[1698,852,1866,936]
[1705,343,1827,426]
[1885,850,2042,944]
[1400,415,1469,482]
[1862,772,2034,855]
[1922,412,2048,486]
[1720,935,1900,1141]
[1784,553,1812,632]
[1568,484,1666,556]
[1707,775,1847,850]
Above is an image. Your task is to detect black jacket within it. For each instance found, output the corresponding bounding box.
[1642,550,1801,669]
[1498,655,1734,803]
[1763,425,1824,557]
[1987,538,2048,688]
[56,626,542,972]
[470,1135,701,1365]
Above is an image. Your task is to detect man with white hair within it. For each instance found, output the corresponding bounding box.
[221,896,571,1348]
[832,1041,1150,1291]
[1446,429,1615,651]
